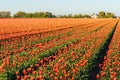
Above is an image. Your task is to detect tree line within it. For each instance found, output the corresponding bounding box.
[0,11,116,18]
[98,11,115,18]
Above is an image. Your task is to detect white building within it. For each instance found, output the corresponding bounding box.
[91,14,98,18]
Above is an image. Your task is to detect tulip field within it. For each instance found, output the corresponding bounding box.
[0,18,119,80]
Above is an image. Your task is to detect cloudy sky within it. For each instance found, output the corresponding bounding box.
[0,0,120,15]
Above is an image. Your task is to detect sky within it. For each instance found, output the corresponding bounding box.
[0,0,120,16]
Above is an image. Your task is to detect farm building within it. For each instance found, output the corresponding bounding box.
[91,14,98,18]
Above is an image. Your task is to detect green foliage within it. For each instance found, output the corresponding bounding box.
[98,11,115,18]
[13,11,56,18]
[74,14,83,18]
[58,14,91,18]
[83,14,91,18]
[13,11,26,18]
[98,11,106,18]
[0,11,11,18]
[106,12,115,18]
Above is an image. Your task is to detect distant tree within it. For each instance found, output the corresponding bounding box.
[98,11,115,18]
[42,12,50,18]
[98,11,106,18]
[58,15,67,18]
[68,14,73,18]
[46,12,53,18]
[106,12,115,18]
[0,11,11,18]
[25,13,33,18]
[74,14,79,18]
[32,12,40,18]
[74,14,83,18]
[52,15,56,18]
[13,11,26,18]
[63,15,67,18]
[41,12,46,18]
[83,14,91,18]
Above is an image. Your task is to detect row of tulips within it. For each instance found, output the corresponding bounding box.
[96,20,120,80]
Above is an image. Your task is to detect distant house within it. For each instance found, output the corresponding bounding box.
[91,14,98,18]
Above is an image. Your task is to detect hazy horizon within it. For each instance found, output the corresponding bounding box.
[0,0,120,16]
